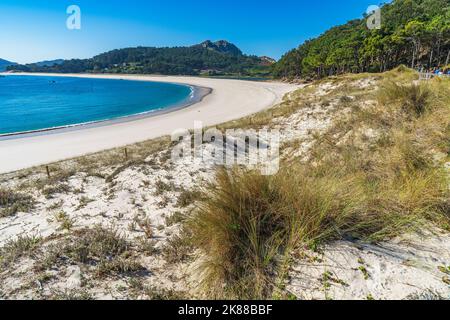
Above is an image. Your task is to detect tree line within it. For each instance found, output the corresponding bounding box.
[273,0,450,79]
[8,42,271,77]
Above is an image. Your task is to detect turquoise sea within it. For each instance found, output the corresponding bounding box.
[0,75,193,135]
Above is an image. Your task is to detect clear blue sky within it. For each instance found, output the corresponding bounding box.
[0,0,386,64]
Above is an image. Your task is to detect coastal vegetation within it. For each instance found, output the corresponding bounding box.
[187,68,450,299]
[273,0,450,79]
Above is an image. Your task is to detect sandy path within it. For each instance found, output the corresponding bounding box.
[0,74,298,173]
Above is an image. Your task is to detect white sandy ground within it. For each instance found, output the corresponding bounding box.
[0,75,449,300]
[288,231,450,300]
[0,73,298,174]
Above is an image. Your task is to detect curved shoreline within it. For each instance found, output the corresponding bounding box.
[0,73,299,173]
[0,75,212,141]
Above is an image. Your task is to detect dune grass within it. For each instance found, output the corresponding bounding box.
[187,70,450,299]
[188,166,366,299]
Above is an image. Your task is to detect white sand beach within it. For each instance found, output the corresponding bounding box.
[0,73,298,173]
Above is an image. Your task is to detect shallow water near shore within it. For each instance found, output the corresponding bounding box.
[0,75,194,135]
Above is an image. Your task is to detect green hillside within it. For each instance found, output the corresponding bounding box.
[0,59,17,72]
[273,0,450,79]
[8,40,273,77]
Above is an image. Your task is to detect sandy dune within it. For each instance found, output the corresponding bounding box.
[0,74,298,173]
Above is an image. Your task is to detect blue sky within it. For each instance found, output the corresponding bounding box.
[0,0,386,64]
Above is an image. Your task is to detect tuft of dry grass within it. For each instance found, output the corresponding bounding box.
[35,226,145,277]
[47,288,93,300]
[378,82,432,117]
[176,188,201,208]
[154,179,175,196]
[162,228,193,264]
[0,235,42,269]
[0,188,35,217]
[142,285,187,300]
[187,166,366,299]
[165,211,187,227]
[42,183,71,199]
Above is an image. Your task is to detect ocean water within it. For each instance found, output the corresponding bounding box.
[0,75,193,135]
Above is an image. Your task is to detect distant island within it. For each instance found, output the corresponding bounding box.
[7,40,274,78]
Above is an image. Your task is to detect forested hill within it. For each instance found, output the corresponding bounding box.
[8,40,272,77]
[273,0,450,79]
[0,59,17,72]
